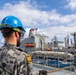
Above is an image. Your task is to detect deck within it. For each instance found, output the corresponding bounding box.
[33,63,76,75]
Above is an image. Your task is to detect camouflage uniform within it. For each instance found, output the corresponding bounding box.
[0,42,33,75]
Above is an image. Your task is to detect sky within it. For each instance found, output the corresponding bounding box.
[0,0,76,46]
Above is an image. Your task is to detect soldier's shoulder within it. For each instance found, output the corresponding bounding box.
[0,45,8,54]
[15,48,26,55]
[0,45,27,68]
[7,47,26,56]
[0,45,8,49]
[14,48,26,60]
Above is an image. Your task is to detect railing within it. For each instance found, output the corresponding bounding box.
[32,55,75,71]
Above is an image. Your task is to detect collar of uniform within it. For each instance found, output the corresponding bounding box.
[4,42,18,50]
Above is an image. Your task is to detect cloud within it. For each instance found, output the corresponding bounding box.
[38,25,75,43]
[0,32,4,47]
[65,0,76,11]
[0,1,76,27]
[0,1,76,45]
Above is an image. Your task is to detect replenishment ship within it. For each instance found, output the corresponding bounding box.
[20,28,76,75]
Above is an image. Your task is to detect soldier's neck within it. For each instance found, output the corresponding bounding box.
[5,37,17,46]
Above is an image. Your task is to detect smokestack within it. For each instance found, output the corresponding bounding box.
[65,37,67,49]
[71,32,76,49]
[74,33,76,49]
[71,39,73,45]
[65,35,69,49]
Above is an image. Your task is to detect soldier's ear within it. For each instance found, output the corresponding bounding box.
[15,32,19,38]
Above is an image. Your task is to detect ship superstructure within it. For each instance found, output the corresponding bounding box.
[20,28,48,52]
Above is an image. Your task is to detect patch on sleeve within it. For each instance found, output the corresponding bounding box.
[26,54,32,64]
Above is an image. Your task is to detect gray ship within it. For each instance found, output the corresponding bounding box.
[20,28,76,75]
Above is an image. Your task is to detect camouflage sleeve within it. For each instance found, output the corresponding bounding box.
[13,53,28,75]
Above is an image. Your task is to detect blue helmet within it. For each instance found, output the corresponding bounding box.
[0,15,25,32]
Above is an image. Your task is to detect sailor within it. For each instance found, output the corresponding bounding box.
[0,15,47,75]
[0,15,33,75]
